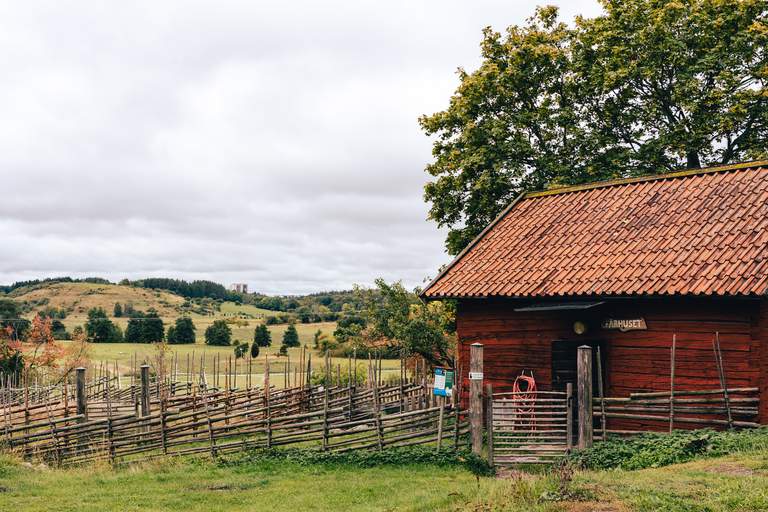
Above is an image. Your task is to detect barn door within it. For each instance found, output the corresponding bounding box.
[551,339,605,442]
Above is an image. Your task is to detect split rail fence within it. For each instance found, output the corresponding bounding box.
[2,367,468,466]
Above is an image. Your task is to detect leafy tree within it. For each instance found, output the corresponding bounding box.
[142,309,164,343]
[282,323,300,348]
[124,314,144,343]
[233,341,248,359]
[277,344,288,356]
[124,309,165,343]
[205,320,232,346]
[333,315,366,344]
[51,320,70,340]
[113,303,123,318]
[313,329,326,349]
[0,299,29,340]
[250,342,260,358]
[253,324,272,347]
[167,317,196,344]
[85,308,122,343]
[421,1,768,255]
[347,280,455,367]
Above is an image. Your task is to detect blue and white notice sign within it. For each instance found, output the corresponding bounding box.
[433,367,454,397]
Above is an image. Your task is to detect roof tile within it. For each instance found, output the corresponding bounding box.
[424,162,768,298]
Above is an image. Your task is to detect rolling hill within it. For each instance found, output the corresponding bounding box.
[9,281,188,318]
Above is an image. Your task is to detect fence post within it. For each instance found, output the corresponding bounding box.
[322,353,330,451]
[76,367,87,422]
[140,365,151,417]
[577,345,593,450]
[566,382,573,452]
[485,383,494,466]
[469,343,484,455]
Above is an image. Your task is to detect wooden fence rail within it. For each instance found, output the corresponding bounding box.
[2,380,467,466]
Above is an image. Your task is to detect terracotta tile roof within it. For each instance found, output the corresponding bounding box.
[423,161,768,299]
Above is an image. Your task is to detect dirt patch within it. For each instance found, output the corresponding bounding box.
[706,463,755,477]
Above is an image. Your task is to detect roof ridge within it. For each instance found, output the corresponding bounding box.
[525,160,768,199]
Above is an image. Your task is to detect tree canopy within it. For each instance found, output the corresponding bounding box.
[421,0,768,255]
[253,324,272,348]
[167,317,196,344]
[124,309,165,343]
[281,323,300,348]
[85,308,122,343]
[205,320,232,346]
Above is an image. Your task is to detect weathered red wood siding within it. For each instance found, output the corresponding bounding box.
[456,297,766,429]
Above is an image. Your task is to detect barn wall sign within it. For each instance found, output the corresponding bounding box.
[601,318,647,332]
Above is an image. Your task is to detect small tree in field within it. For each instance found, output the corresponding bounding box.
[233,341,248,359]
[282,323,300,348]
[253,324,272,347]
[85,308,122,343]
[250,343,260,358]
[113,303,123,318]
[205,320,232,346]
[167,317,196,344]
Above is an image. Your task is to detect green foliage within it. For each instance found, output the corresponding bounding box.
[113,302,123,318]
[124,309,165,343]
[85,307,122,343]
[310,365,367,386]
[0,299,29,340]
[166,317,196,344]
[282,323,300,348]
[130,277,236,301]
[233,341,249,359]
[332,315,366,343]
[570,428,768,470]
[250,343,259,358]
[357,279,455,367]
[253,324,272,347]
[205,320,232,346]
[222,446,486,471]
[421,1,768,255]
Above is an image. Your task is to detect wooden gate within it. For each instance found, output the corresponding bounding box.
[489,389,573,466]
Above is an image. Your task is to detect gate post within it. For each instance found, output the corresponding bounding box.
[76,367,87,422]
[140,365,151,417]
[566,382,573,452]
[469,343,484,455]
[577,345,593,449]
[485,383,494,466]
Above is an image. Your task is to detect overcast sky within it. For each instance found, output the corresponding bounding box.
[0,0,602,295]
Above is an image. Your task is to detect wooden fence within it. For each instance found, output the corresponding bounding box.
[593,387,760,437]
[2,376,467,466]
[488,388,573,466]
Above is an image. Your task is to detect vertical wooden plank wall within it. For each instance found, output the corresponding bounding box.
[456,296,763,429]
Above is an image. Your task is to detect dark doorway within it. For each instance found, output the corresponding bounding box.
[552,339,606,443]
[551,339,606,392]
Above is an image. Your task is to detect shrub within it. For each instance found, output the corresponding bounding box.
[85,308,122,342]
[167,317,196,344]
[569,428,768,471]
[205,320,232,346]
[282,323,300,348]
[253,324,272,347]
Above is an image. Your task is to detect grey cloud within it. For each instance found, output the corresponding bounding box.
[0,0,602,294]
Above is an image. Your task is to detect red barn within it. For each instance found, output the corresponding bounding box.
[422,161,768,431]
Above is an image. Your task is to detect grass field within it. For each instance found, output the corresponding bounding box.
[1,449,767,511]
[73,328,401,388]
[9,281,371,387]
